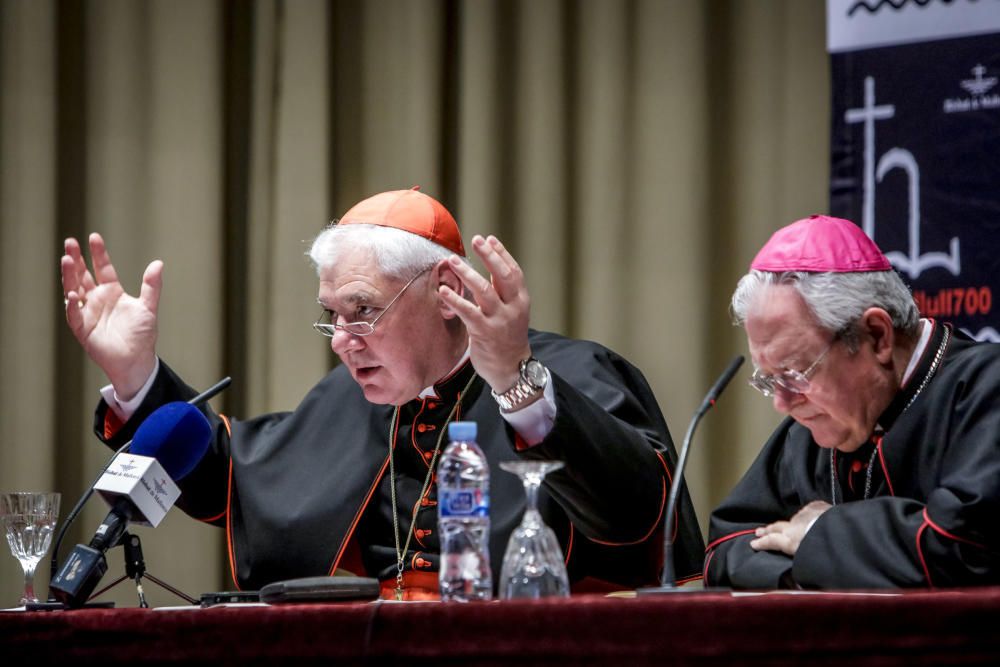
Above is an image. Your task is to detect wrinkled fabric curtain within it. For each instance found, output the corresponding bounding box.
[0,0,828,604]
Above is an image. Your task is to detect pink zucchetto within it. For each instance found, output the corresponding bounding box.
[750,215,892,273]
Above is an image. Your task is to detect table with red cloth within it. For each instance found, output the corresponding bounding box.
[3,589,1000,665]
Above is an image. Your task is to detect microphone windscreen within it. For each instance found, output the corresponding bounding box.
[130,402,212,481]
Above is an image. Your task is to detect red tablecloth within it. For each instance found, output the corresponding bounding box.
[3,589,999,665]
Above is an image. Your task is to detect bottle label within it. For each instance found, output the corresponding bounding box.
[439,489,489,518]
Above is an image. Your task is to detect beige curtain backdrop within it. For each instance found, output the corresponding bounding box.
[0,0,828,605]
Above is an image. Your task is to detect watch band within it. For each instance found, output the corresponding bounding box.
[491,358,546,412]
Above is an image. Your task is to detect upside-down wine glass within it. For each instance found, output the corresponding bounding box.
[498,460,570,599]
[1,492,61,606]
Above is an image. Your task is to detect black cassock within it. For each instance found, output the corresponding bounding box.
[97,330,704,591]
[707,321,1000,589]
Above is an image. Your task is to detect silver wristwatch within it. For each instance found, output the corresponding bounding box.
[491,357,548,412]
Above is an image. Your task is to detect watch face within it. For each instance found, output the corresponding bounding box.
[522,359,547,388]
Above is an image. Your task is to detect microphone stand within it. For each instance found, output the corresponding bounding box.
[637,356,744,595]
[33,377,232,610]
[88,532,198,607]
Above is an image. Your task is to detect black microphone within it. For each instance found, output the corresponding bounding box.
[50,402,212,607]
[638,355,744,594]
[45,377,229,608]
[46,377,231,592]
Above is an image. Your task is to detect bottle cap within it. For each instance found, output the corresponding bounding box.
[448,421,477,441]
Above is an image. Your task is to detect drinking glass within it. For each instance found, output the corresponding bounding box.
[498,461,570,599]
[1,492,61,606]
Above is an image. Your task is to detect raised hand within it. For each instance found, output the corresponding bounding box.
[61,233,162,400]
[437,235,532,394]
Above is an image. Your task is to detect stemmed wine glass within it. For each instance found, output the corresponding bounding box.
[498,460,570,599]
[0,492,61,606]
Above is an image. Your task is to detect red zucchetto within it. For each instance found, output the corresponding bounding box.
[337,187,465,257]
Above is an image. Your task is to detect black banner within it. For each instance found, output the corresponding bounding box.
[828,0,1000,342]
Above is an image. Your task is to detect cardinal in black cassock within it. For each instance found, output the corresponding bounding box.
[63,188,704,598]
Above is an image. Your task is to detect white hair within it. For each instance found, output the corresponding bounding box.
[307,223,463,280]
[731,269,920,350]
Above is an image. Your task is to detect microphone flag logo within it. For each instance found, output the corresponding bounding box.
[94,454,180,527]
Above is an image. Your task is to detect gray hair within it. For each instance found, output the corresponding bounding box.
[731,269,921,351]
[307,223,462,280]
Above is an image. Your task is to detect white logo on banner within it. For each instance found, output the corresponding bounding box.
[845,76,961,279]
[961,64,997,95]
[943,64,1000,113]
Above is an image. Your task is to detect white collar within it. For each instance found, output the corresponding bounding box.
[901,318,933,386]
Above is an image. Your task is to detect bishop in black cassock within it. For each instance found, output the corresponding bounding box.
[707,215,1000,589]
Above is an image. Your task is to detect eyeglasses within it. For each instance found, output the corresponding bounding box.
[312,267,430,338]
[748,335,838,398]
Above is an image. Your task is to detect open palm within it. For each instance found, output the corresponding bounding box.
[61,234,162,400]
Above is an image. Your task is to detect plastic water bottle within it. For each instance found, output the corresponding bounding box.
[438,421,492,601]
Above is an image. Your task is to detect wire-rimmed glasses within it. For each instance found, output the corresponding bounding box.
[748,335,838,398]
[312,267,431,338]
